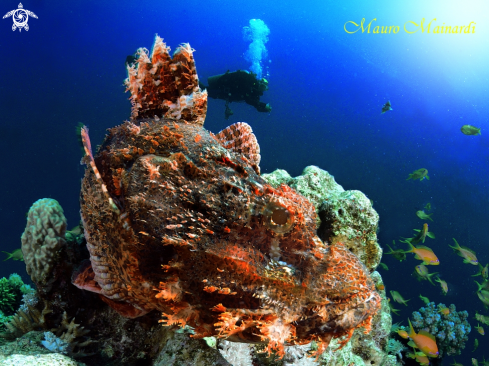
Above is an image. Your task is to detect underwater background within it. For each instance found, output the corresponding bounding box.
[1,0,488,364]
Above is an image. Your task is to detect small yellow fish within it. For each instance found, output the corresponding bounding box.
[407,168,430,181]
[435,277,448,295]
[475,323,485,335]
[390,290,410,306]
[379,262,389,271]
[450,238,478,265]
[405,242,440,266]
[438,305,450,316]
[2,248,24,261]
[414,264,438,285]
[416,210,433,222]
[408,319,439,358]
[472,358,479,366]
[397,329,409,339]
[450,359,463,366]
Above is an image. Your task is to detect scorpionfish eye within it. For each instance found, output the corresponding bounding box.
[263,200,295,234]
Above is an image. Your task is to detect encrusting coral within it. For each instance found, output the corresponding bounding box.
[74,34,382,358]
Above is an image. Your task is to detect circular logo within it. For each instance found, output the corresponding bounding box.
[13,9,28,28]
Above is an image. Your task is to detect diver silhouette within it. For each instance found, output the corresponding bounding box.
[200,70,271,119]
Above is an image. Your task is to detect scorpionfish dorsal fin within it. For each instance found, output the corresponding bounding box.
[124,34,207,125]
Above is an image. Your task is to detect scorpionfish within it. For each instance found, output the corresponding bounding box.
[75,35,381,358]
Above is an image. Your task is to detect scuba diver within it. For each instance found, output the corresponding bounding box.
[200,70,272,119]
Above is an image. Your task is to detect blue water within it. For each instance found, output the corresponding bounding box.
[1,0,488,364]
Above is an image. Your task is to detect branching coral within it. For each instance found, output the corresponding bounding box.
[411,302,470,357]
[2,303,51,338]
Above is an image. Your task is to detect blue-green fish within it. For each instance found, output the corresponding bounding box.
[461,124,481,135]
[416,210,433,222]
[2,248,23,261]
[414,264,438,285]
[472,263,489,280]
[419,294,430,305]
[407,168,429,181]
[400,223,435,245]
[390,290,410,306]
[384,241,407,262]
[475,281,489,309]
[473,338,479,352]
[381,100,393,114]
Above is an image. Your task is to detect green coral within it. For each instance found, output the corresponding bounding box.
[0,274,34,316]
[0,279,17,314]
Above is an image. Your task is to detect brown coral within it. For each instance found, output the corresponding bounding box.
[76,35,381,358]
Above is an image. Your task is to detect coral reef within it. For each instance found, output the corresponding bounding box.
[411,302,471,358]
[262,166,382,271]
[76,35,381,358]
[21,198,67,292]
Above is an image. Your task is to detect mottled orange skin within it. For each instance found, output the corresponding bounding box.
[78,35,381,357]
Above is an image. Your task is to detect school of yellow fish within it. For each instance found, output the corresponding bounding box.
[382,197,488,365]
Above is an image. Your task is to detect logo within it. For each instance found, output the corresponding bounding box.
[3,3,38,32]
